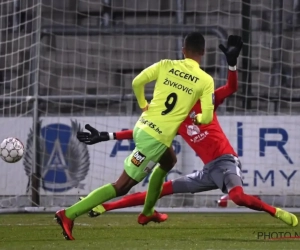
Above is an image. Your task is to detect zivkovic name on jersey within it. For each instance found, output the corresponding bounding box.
[23,120,90,192]
[163,78,193,95]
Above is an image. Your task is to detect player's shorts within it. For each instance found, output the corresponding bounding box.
[172,154,242,194]
[124,127,167,182]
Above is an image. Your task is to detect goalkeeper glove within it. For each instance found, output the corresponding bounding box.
[219,35,243,67]
[77,124,111,145]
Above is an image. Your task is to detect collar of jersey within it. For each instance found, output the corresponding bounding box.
[184,58,199,66]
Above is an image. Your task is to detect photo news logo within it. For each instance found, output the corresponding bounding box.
[254,231,300,240]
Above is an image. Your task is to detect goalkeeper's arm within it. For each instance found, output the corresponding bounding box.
[77,126,181,145]
[110,130,180,140]
[195,78,215,125]
[214,69,238,109]
[214,34,242,108]
[95,130,134,141]
[111,130,133,140]
[77,125,134,145]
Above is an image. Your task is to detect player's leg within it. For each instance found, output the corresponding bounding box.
[225,174,276,214]
[209,156,276,214]
[85,170,174,216]
[171,168,219,194]
[65,170,137,217]
[126,127,171,224]
[225,175,298,226]
[55,169,138,240]
[138,167,218,220]
[138,146,177,224]
[55,127,163,239]
[106,178,174,211]
[90,166,216,216]
[87,166,217,217]
[209,155,298,227]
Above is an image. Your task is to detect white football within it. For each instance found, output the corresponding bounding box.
[0,137,24,163]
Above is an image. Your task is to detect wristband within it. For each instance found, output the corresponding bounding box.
[108,132,115,140]
[229,66,237,71]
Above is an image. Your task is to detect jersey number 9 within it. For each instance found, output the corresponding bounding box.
[161,92,178,115]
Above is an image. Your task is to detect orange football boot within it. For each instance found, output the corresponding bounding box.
[138,210,168,225]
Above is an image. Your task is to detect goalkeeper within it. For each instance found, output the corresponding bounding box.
[78,36,298,228]
[55,32,215,240]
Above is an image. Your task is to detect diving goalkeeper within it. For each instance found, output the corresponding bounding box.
[54,32,215,240]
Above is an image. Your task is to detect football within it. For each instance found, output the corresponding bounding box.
[0,137,24,163]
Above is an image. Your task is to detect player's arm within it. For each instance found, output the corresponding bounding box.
[77,124,133,145]
[215,35,243,108]
[77,124,178,144]
[115,130,133,140]
[194,78,215,125]
[214,69,238,108]
[132,61,161,110]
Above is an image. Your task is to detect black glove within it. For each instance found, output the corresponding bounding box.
[219,35,243,67]
[77,124,110,145]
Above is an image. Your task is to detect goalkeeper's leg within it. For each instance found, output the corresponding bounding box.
[209,155,298,227]
[226,176,298,227]
[84,178,174,216]
[87,167,220,216]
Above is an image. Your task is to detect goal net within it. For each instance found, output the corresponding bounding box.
[1,0,300,213]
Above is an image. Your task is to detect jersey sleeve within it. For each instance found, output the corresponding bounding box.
[115,130,133,140]
[132,61,161,109]
[196,78,215,124]
[214,70,238,109]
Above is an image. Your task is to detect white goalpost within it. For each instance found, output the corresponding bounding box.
[0,0,300,214]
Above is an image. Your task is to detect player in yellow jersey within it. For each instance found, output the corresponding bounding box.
[54,32,215,240]
[131,33,215,224]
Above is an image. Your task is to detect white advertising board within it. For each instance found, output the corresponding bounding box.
[0,116,299,196]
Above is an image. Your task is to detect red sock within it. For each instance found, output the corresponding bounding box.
[102,181,174,212]
[228,186,276,216]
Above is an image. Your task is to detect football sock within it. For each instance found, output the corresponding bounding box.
[228,186,276,216]
[102,180,174,211]
[65,183,116,220]
[142,167,167,216]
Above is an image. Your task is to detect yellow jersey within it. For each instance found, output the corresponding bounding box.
[132,58,214,147]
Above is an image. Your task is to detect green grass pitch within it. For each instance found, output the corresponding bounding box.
[0,213,299,250]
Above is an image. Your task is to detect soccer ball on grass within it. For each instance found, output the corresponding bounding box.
[0,137,24,163]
